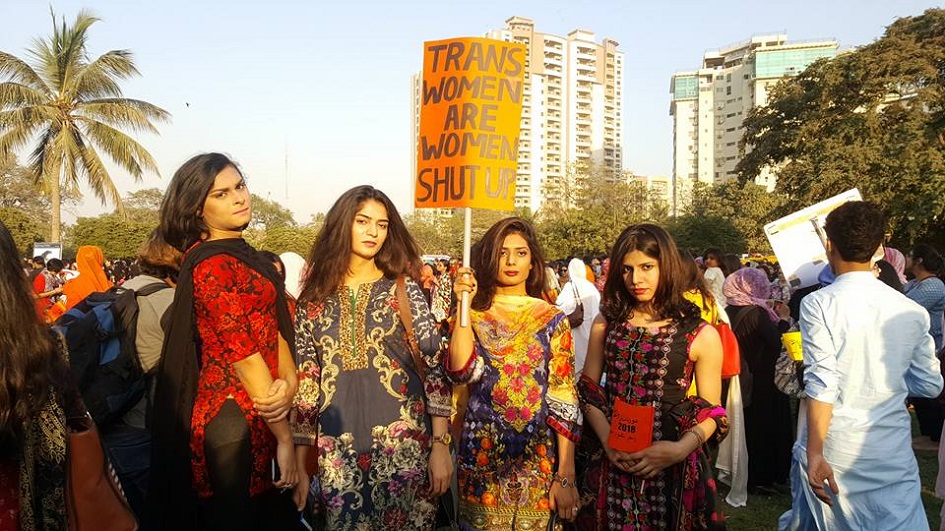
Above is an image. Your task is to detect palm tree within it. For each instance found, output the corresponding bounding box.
[0,9,169,242]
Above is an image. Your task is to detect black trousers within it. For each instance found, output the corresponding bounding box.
[912,396,945,441]
[199,399,299,531]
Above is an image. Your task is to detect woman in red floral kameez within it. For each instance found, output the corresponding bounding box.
[149,153,300,531]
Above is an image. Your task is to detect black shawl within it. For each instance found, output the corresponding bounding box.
[146,238,295,530]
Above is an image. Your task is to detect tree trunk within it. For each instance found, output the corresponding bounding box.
[50,174,61,243]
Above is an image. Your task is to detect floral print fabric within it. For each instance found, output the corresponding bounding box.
[447,294,580,531]
[191,254,280,498]
[576,316,728,530]
[293,278,450,530]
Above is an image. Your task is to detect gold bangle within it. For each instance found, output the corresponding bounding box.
[686,428,706,447]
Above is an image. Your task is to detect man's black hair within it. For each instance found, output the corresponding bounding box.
[46,258,64,273]
[823,201,886,263]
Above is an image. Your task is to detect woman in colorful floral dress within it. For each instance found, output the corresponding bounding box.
[576,224,728,530]
[292,185,453,530]
[449,217,581,530]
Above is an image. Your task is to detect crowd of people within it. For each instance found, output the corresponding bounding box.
[2,152,945,530]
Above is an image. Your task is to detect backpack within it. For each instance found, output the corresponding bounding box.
[54,282,170,427]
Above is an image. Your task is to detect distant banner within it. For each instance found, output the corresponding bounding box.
[764,189,862,290]
[415,37,525,210]
[32,242,62,261]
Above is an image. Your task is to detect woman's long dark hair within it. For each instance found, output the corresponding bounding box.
[471,217,547,311]
[153,153,244,262]
[0,222,62,448]
[298,185,420,304]
[602,224,698,323]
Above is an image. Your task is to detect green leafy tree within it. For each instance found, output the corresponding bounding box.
[0,207,44,256]
[667,214,746,255]
[257,226,318,257]
[404,211,453,256]
[122,187,164,224]
[687,181,787,253]
[69,212,155,258]
[249,194,296,230]
[537,162,667,258]
[125,187,164,210]
[0,154,81,239]
[0,10,170,242]
[738,8,945,245]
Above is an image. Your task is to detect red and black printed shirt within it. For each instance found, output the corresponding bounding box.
[190,253,280,498]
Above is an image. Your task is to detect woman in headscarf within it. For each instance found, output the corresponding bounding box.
[884,247,908,285]
[723,267,793,493]
[542,265,560,303]
[61,245,113,310]
[594,257,609,293]
[555,257,601,374]
[419,263,435,306]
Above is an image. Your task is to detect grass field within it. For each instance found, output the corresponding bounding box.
[720,412,942,530]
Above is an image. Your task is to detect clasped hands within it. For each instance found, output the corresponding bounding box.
[606,441,686,479]
[254,378,294,423]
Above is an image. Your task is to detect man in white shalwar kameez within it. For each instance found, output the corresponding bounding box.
[779,201,943,531]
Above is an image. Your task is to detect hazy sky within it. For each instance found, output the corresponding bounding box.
[2,0,934,223]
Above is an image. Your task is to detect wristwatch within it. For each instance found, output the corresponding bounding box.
[432,433,452,447]
[553,474,576,489]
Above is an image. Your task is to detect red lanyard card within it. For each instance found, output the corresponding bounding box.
[608,398,655,453]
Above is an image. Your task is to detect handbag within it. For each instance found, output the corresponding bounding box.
[716,322,740,378]
[774,324,804,398]
[66,412,138,531]
[774,353,804,398]
[566,283,584,328]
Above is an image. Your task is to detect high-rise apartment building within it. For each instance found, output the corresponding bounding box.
[669,34,838,214]
[412,16,624,213]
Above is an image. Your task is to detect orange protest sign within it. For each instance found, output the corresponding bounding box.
[608,398,654,453]
[415,37,525,210]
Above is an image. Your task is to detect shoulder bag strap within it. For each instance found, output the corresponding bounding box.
[571,282,583,310]
[395,276,427,382]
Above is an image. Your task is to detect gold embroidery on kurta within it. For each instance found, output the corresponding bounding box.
[338,284,374,371]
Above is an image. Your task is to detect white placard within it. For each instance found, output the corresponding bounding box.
[31,242,62,261]
[764,189,862,290]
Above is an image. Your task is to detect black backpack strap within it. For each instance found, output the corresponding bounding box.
[134,281,171,298]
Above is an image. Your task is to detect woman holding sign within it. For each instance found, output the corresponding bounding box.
[449,217,581,530]
[575,224,728,530]
[291,185,453,530]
